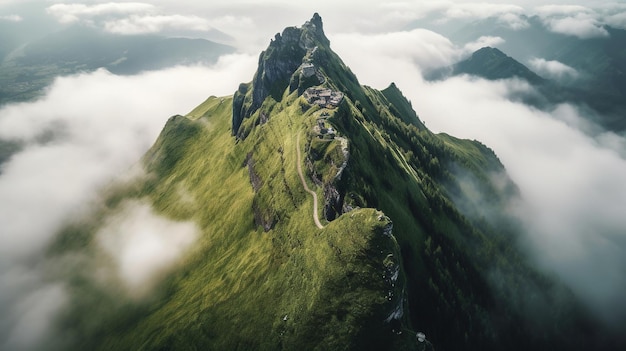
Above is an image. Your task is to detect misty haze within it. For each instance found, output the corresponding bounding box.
[1,1,625,350]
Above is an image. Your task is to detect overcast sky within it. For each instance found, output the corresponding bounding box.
[1,1,625,51]
[1,0,626,349]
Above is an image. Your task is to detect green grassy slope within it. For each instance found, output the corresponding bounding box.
[48,14,606,351]
[51,92,415,350]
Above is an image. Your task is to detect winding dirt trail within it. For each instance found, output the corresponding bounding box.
[296,134,324,229]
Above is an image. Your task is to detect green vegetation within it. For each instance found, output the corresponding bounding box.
[51,92,414,350]
[48,14,603,351]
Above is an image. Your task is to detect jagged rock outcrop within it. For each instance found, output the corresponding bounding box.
[232,13,329,136]
[323,183,342,221]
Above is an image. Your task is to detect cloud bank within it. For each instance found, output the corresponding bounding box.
[103,13,211,35]
[420,80,626,327]
[0,14,22,22]
[528,57,579,81]
[463,35,506,53]
[536,4,610,38]
[46,2,216,36]
[47,2,156,24]
[333,28,457,86]
[34,1,626,55]
[97,200,199,298]
[0,54,256,350]
[332,29,626,326]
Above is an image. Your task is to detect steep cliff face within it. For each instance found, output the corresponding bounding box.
[232,13,329,136]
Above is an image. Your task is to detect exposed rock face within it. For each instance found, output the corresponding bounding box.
[323,183,342,221]
[252,197,277,232]
[244,152,262,192]
[232,13,329,136]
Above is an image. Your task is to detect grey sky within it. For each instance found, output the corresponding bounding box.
[1,1,625,51]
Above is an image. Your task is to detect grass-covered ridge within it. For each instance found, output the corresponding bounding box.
[47,13,606,351]
[51,92,415,350]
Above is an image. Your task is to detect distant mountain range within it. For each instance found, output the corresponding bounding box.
[424,16,626,133]
[0,26,234,105]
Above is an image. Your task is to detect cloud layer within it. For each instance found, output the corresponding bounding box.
[536,4,610,38]
[332,29,626,326]
[31,1,626,55]
[47,2,156,24]
[528,57,579,81]
[333,29,457,86]
[0,54,256,350]
[103,13,211,34]
[0,14,22,22]
[97,200,199,298]
[46,2,216,36]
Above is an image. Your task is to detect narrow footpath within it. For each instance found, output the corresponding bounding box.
[296,133,324,229]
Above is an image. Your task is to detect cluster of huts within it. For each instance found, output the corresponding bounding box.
[303,87,344,108]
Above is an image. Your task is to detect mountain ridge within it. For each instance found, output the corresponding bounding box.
[0,25,234,106]
[46,13,618,351]
[440,16,626,132]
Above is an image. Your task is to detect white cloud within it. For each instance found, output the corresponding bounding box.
[0,14,22,22]
[332,31,626,324]
[417,79,626,324]
[369,1,531,30]
[536,5,610,38]
[0,55,255,258]
[0,53,256,349]
[45,2,219,36]
[545,15,609,38]
[497,12,530,30]
[428,2,530,30]
[206,15,255,47]
[1,282,67,351]
[463,35,505,53]
[604,11,626,29]
[209,14,254,31]
[333,29,458,86]
[47,2,156,24]
[443,2,525,20]
[535,4,594,16]
[104,14,211,34]
[97,200,198,297]
[528,57,579,81]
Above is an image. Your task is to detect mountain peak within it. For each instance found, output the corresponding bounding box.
[270,13,329,50]
[231,13,352,138]
[306,12,327,44]
[470,46,507,60]
[454,46,545,84]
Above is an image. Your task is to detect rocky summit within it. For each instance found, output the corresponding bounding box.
[49,14,613,351]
